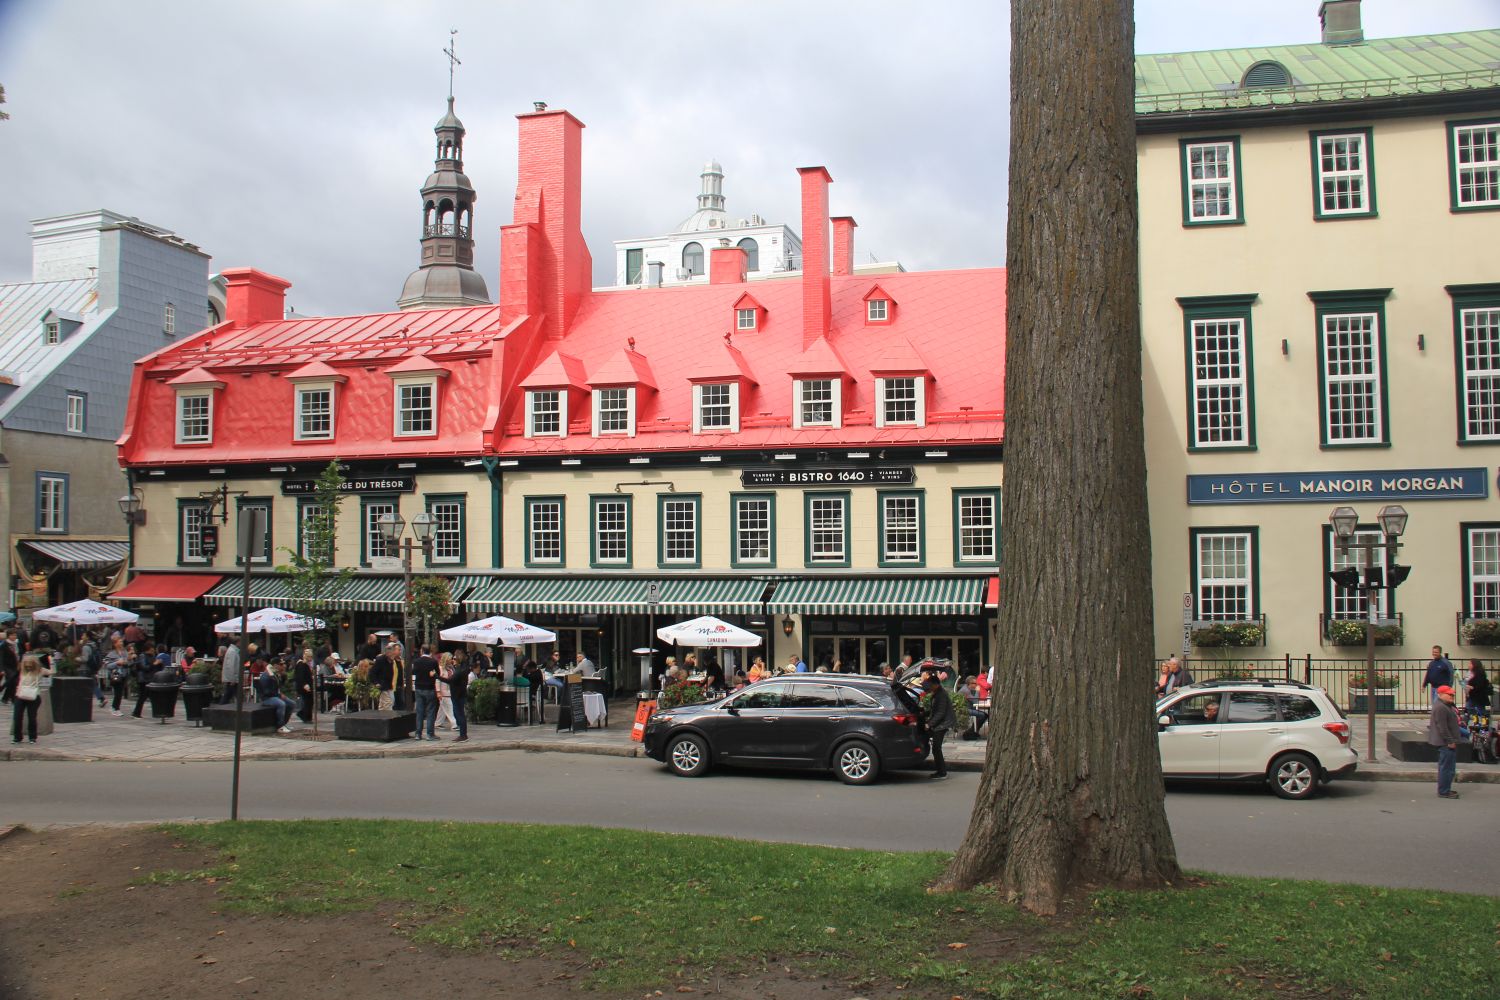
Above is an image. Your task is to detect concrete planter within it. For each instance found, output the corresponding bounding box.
[1349,688,1397,714]
[48,676,95,724]
[335,709,416,743]
[204,703,279,734]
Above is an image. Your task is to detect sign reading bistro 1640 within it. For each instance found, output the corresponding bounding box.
[741,467,915,487]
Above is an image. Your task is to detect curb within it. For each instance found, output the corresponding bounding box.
[3,736,646,764]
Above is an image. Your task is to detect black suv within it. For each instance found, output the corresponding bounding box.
[642,674,928,785]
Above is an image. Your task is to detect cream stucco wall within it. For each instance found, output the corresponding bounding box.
[1139,111,1500,660]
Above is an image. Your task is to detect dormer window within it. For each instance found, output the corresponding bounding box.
[394,378,437,437]
[867,299,888,322]
[43,320,60,345]
[736,308,757,331]
[693,382,739,433]
[793,378,842,429]
[593,387,636,436]
[177,393,213,444]
[732,293,767,332]
[526,389,566,437]
[295,384,336,440]
[876,376,925,428]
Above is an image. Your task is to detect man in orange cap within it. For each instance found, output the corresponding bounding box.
[1427,684,1462,799]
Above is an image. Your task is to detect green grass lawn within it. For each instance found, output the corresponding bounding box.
[162,820,1497,998]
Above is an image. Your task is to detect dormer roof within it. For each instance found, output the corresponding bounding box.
[589,347,658,390]
[685,339,757,384]
[285,360,347,383]
[862,283,897,306]
[786,337,855,380]
[868,338,932,376]
[166,366,225,390]
[519,349,589,389]
[384,353,451,378]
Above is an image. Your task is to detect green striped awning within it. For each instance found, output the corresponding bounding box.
[466,577,769,616]
[203,574,489,612]
[202,576,293,608]
[767,576,989,616]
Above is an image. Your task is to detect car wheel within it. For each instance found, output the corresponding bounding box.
[834,739,880,785]
[1269,751,1319,800]
[667,734,709,777]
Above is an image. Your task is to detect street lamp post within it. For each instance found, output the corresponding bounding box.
[1328,504,1409,764]
[378,511,435,710]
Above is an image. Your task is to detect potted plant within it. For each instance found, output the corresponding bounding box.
[1348,670,1400,713]
[468,677,500,723]
[46,646,95,724]
[1190,622,1264,648]
[1461,619,1500,646]
[657,679,706,711]
[1328,619,1403,647]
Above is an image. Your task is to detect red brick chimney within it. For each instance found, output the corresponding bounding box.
[832,216,857,277]
[799,166,832,348]
[710,243,748,284]
[220,268,291,329]
[508,105,593,339]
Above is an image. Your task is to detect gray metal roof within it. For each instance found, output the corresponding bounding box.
[0,277,99,382]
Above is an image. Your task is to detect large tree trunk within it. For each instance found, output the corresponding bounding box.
[936,0,1179,914]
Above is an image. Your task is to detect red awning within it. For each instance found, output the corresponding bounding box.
[111,573,222,603]
[985,576,1000,609]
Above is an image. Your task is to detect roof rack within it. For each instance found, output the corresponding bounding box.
[1187,677,1313,690]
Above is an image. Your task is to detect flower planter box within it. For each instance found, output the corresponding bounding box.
[335,709,416,743]
[48,676,95,724]
[1348,688,1397,714]
[204,703,279,734]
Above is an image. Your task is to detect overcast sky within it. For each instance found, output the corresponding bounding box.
[0,1,1493,317]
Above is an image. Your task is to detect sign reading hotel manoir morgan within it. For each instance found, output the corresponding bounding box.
[1187,468,1488,505]
[741,467,915,487]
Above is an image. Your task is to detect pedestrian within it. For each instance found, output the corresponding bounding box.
[959,675,988,738]
[465,644,492,679]
[292,652,315,724]
[369,643,398,711]
[921,674,954,779]
[101,636,130,716]
[1424,646,1454,705]
[130,648,163,719]
[10,652,52,744]
[2,628,21,704]
[79,631,104,707]
[219,640,243,705]
[444,651,469,742]
[1155,656,1182,696]
[1464,660,1492,715]
[435,652,457,730]
[411,644,439,740]
[1428,684,1463,799]
[255,659,294,732]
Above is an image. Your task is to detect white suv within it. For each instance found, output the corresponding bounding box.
[1155,679,1358,799]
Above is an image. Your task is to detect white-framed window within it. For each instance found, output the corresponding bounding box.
[1312,130,1373,218]
[1456,295,1500,442]
[180,503,210,563]
[955,491,998,563]
[526,498,564,565]
[394,378,437,437]
[736,308,757,331]
[1451,120,1500,210]
[297,501,329,562]
[693,382,738,433]
[295,385,335,440]
[807,493,848,565]
[1327,528,1387,621]
[867,298,888,322]
[1182,138,1241,223]
[880,493,922,565]
[794,378,839,429]
[176,392,213,444]
[876,376,923,427]
[592,497,630,566]
[65,392,85,434]
[660,496,700,566]
[1189,317,1251,448]
[428,498,464,564]
[1319,311,1384,445]
[1193,529,1255,621]
[1465,524,1500,619]
[163,302,175,334]
[37,474,67,533]
[43,320,60,345]
[363,500,396,564]
[236,500,272,565]
[593,387,635,436]
[526,389,565,437]
[733,495,773,565]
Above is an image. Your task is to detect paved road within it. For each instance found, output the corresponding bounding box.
[2,752,1490,895]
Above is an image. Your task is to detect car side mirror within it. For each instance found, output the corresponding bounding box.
[1157,714,1173,728]
[725,704,739,715]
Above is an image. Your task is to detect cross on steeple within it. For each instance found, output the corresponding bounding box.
[444,29,460,99]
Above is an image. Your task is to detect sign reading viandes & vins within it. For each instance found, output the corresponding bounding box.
[1186,467,1487,505]
[740,467,916,487]
[281,476,416,495]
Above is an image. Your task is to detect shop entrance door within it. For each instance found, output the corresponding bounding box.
[900,636,983,679]
[810,635,889,674]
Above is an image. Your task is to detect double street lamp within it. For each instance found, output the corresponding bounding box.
[378,511,434,710]
[1327,504,1410,764]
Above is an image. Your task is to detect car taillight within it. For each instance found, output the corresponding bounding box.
[1323,721,1350,745]
[892,712,917,726]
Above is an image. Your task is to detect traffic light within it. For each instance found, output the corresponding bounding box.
[1387,563,1412,588]
[1328,567,1361,590]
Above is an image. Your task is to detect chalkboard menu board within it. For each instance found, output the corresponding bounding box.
[557,674,586,733]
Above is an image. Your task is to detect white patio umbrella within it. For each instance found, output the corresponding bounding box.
[213,607,326,634]
[656,615,762,648]
[33,599,139,627]
[439,615,557,646]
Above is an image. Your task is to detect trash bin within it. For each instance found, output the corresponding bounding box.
[145,668,183,724]
[180,672,215,727]
[496,684,519,727]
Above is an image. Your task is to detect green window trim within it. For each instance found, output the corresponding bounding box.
[1178,293,1259,453]
[424,492,468,568]
[1309,288,1392,449]
[234,496,273,567]
[295,496,333,563]
[803,490,851,568]
[177,498,213,566]
[951,488,1001,567]
[523,496,567,568]
[1178,135,1244,227]
[1447,283,1500,445]
[1446,117,1500,214]
[590,494,634,569]
[359,495,399,567]
[657,493,702,569]
[877,489,925,568]
[730,492,777,568]
[1189,526,1260,623]
[1460,521,1500,619]
[1309,127,1377,221]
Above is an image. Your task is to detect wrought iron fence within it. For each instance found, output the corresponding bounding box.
[1162,654,1498,715]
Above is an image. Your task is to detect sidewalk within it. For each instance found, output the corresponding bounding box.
[4,704,1495,782]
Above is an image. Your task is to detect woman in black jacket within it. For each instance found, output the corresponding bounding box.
[1466,660,1493,714]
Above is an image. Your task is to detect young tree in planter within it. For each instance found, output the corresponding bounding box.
[405,576,452,650]
[936,0,1180,914]
[277,462,354,653]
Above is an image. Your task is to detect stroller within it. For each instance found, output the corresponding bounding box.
[1465,707,1498,765]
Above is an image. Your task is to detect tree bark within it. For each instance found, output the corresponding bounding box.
[936,0,1180,914]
